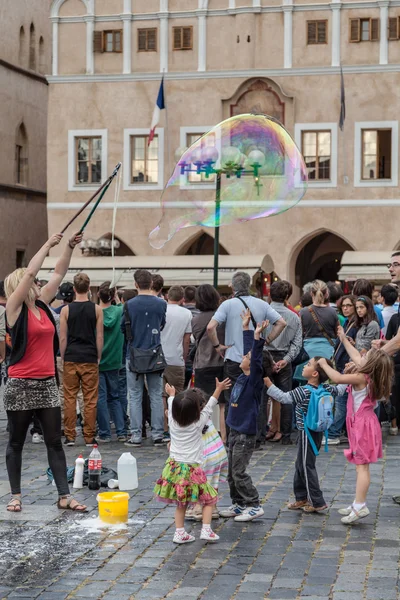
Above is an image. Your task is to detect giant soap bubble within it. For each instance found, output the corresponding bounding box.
[149,113,307,249]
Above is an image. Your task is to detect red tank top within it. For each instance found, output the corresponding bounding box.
[8,308,55,379]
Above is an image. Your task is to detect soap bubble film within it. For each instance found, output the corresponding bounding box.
[149,114,307,249]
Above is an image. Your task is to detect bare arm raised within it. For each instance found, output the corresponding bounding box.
[40,233,82,306]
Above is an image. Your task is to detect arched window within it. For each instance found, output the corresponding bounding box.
[29,23,36,70]
[39,36,45,74]
[19,26,26,67]
[15,123,28,185]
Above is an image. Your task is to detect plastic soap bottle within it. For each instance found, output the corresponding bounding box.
[73,454,85,489]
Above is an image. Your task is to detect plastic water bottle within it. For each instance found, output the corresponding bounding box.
[73,454,85,489]
[88,444,102,490]
[117,452,138,490]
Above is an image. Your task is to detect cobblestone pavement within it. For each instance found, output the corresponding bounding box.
[0,388,400,600]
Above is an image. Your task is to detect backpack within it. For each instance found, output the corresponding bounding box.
[302,384,335,455]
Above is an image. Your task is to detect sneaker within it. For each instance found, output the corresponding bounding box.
[327,438,341,445]
[153,438,167,446]
[117,436,128,442]
[341,505,370,524]
[32,433,44,444]
[64,438,75,446]
[85,439,97,447]
[338,505,353,516]
[287,500,310,510]
[185,506,202,521]
[303,504,328,513]
[234,506,264,522]
[163,431,170,442]
[173,530,195,544]
[200,528,219,541]
[124,438,141,447]
[98,438,111,443]
[389,427,398,436]
[219,504,246,518]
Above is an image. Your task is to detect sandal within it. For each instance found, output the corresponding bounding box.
[7,495,22,513]
[57,495,88,512]
[269,432,283,443]
[265,430,277,440]
[303,504,328,513]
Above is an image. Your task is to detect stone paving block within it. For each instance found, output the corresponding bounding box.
[268,589,299,599]
[72,581,112,597]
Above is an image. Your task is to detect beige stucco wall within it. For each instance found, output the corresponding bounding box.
[95,0,123,15]
[133,21,160,73]
[341,9,380,65]
[292,12,331,68]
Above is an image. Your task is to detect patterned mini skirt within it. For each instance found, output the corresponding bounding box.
[3,377,60,412]
[154,458,218,508]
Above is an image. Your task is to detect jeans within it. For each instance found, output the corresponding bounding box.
[328,392,348,439]
[98,370,126,439]
[294,430,325,508]
[228,429,259,507]
[126,362,163,442]
[118,366,129,428]
[6,407,69,496]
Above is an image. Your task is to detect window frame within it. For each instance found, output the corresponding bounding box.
[354,121,398,187]
[123,128,164,191]
[103,30,123,53]
[138,28,157,52]
[173,26,193,51]
[68,129,108,192]
[301,130,332,181]
[306,20,328,45]
[349,17,380,42]
[294,123,338,188]
[179,126,220,190]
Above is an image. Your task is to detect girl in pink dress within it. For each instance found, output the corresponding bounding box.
[318,326,393,525]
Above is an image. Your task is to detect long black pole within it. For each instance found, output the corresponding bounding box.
[213,172,221,289]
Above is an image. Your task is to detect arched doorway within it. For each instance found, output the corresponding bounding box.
[294,231,354,290]
[176,231,229,256]
[80,233,135,256]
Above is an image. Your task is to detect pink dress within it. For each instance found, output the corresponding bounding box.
[344,384,382,465]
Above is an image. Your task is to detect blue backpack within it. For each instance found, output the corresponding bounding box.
[303,385,335,455]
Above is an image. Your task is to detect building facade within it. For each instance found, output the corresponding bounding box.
[47,0,400,295]
[0,1,51,279]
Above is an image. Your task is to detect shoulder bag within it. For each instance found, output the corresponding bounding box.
[188,323,208,363]
[123,304,167,374]
[308,306,335,348]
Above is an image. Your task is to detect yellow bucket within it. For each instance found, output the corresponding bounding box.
[97,491,129,524]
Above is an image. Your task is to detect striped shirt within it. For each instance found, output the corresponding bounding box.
[267,383,347,430]
[265,302,302,364]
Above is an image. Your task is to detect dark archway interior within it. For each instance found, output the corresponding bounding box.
[101,233,135,256]
[295,232,353,289]
[177,232,229,256]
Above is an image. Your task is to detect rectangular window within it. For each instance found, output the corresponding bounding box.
[131,135,159,184]
[138,28,157,52]
[15,145,23,184]
[307,20,328,44]
[388,17,400,40]
[186,133,216,183]
[173,26,193,50]
[301,131,331,181]
[103,30,123,53]
[349,18,379,42]
[75,137,102,185]
[361,129,392,180]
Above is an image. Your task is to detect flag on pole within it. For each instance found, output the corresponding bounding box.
[148,76,165,146]
[339,67,346,131]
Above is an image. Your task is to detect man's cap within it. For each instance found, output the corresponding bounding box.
[56,282,74,301]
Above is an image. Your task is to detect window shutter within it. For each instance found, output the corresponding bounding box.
[349,18,360,42]
[388,17,399,40]
[173,27,182,50]
[138,29,146,51]
[307,21,317,44]
[182,27,192,49]
[370,18,380,41]
[317,21,327,43]
[148,29,157,51]
[93,30,104,52]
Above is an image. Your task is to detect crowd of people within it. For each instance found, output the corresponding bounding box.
[1,233,400,542]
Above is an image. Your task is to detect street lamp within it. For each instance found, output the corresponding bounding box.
[176,145,266,288]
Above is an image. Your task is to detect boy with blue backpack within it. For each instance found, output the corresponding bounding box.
[265,357,347,513]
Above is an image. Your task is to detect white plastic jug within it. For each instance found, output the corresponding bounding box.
[117,452,138,491]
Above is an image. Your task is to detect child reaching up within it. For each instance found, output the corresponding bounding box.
[154,378,231,544]
[220,310,269,522]
[265,357,347,514]
[318,327,393,524]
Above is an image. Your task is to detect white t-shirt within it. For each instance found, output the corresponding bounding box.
[352,387,367,413]
[382,306,397,336]
[168,396,217,464]
[161,303,192,366]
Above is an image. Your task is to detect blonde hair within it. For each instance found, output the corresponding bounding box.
[5,268,37,304]
[311,279,329,305]
[358,348,394,401]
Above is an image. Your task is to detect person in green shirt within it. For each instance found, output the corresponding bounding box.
[97,282,127,442]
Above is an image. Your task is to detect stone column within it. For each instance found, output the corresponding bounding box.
[51,18,58,76]
[283,0,293,69]
[331,0,341,67]
[85,15,95,75]
[198,10,207,71]
[379,0,389,65]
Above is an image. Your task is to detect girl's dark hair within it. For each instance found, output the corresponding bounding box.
[338,294,357,317]
[195,284,220,312]
[171,388,206,427]
[355,296,378,327]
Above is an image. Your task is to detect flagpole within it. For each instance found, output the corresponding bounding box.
[339,66,347,185]
[163,69,171,177]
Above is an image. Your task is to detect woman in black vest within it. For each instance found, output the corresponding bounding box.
[4,232,87,513]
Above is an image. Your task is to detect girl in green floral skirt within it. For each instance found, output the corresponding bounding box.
[154,378,231,544]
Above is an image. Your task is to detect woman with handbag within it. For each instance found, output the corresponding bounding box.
[191,285,226,441]
[300,280,338,361]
